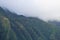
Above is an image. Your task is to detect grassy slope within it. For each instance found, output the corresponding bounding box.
[0,7,59,40]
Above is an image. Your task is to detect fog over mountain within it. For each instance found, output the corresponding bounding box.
[0,0,60,21]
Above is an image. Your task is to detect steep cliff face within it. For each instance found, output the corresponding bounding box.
[0,7,59,40]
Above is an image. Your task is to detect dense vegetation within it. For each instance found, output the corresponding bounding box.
[0,7,60,40]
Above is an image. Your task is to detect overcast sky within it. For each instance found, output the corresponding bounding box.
[0,0,60,21]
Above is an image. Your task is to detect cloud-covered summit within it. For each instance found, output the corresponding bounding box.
[0,0,60,21]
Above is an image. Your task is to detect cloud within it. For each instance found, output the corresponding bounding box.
[0,0,60,21]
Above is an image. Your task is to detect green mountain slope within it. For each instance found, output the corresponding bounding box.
[0,7,59,40]
[48,21,60,40]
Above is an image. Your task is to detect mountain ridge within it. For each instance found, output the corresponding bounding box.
[0,7,60,40]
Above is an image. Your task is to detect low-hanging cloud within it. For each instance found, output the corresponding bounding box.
[0,0,60,21]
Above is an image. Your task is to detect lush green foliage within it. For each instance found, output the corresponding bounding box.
[0,7,60,40]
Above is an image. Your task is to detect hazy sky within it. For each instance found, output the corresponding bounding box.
[0,0,60,21]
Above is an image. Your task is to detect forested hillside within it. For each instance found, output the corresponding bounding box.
[0,7,60,40]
